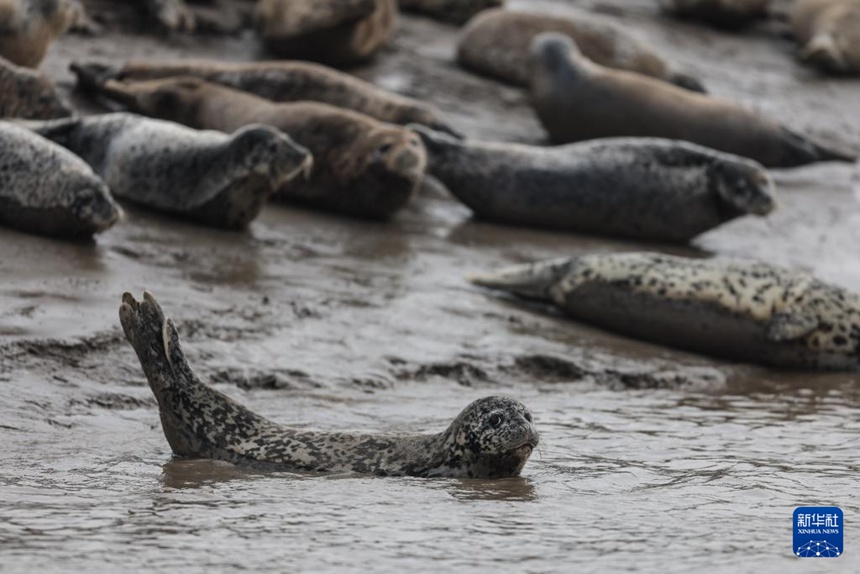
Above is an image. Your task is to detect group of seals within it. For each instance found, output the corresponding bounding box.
[470,253,860,371]
[120,291,539,478]
[0,0,82,67]
[399,0,503,25]
[0,55,71,118]
[530,33,856,168]
[413,126,775,242]
[792,0,860,74]
[660,0,771,28]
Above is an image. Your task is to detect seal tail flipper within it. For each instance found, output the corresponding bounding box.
[780,127,857,166]
[70,61,124,92]
[119,291,172,394]
[467,258,574,302]
[799,33,847,72]
[667,71,707,94]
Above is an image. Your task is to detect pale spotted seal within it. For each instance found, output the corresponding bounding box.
[0,55,71,118]
[255,0,397,66]
[119,291,539,478]
[470,253,860,371]
[70,58,460,135]
[22,113,312,229]
[530,33,856,168]
[792,0,860,74]
[0,0,83,67]
[412,126,775,243]
[660,0,770,28]
[457,8,704,92]
[89,76,427,220]
[400,0,503,25]
[0,121,120,238]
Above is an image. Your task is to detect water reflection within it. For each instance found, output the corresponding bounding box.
[443,477,537,502]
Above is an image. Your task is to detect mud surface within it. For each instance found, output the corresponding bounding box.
[1,1,859,572]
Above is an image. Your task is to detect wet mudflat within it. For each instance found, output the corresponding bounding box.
[1,1,859,572]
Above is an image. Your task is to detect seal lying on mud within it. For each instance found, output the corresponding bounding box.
[399,0,503,25]
[659,0,771,28]
[0,55,71,118]
[0,0,82,67]
[470,253,860,371]
[530,33,856,168]
[23,113,312,229]
[412,126,775,243]
[92,77,426,220]
[457,8,704,92]
[0,122,120,238]
[71,58,459,135]
[120,291,539,478]
[255,0,396,66]
[792,0,860,74]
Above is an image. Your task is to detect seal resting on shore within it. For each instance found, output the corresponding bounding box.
[0,0,83,67]
[530,33,856,168]
[90,77,426,220]
[255,0,396,66]
[119,291,540,478]
[0,55,71,118]
[792,0,860,74]
[0,122,120,238]
[71,58,459,135]
[659,0,771,28]
[457,8,704,92]
[412,126,775,243]
[470,253,860,371]
[399,0,503,25]
[23,113,312,229]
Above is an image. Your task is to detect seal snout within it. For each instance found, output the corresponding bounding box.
[712,159,777,217]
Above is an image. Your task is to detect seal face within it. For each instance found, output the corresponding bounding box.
[0,0,82,67]
[792,0,860,74]
[660,0,771,29]
[529,33,857,167]
[0,121,120,238]
[24,113,312,229]
[470,253,860,371]
[412,125,775,242]
[119,291,539,478]
[399,0,504,25]
[0,55,72,118]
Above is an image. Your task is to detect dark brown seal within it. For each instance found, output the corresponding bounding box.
[0,55,71,118]
[660,0,771,29]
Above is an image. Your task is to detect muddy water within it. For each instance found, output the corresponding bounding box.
[1,0,860,572]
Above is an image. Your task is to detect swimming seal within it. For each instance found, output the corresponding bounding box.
[660,0,770,28]
[0,55,71,118]
[792,0,860,74]
[399,0,503,24]
[70,58,460,135]
[412,126,775,242]
[119,291,540,478]
[23,113,312,229]
[0,121,120,238]
[470,253,860,371]
[530,33,856,168]
[89,76,427,220]
[0,0,82,67]
[457,8,704,92]
[255,0,396,66]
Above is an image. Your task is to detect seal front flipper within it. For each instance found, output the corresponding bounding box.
[766,312,819,342]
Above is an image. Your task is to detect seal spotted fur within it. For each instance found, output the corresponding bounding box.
[119,291,539,478]
[0,55,71,118]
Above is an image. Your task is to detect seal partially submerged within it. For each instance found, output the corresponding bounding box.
[23,113,312,229]
[0,0,83,67]
[792,0,860,74]
[660,0,771,28]
[120,291,539,478]
[530,33,856,168]
[413,126,775,242]
[0,122,120,238]
[0,55,71,118]
[400,0,503,25]
[470,253,860,371]
[457,8,704,91]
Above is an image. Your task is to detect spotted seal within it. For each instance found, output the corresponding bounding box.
[457,8,704,92]
[119,291,539,477]
[470,253,860,371]
[70,58,460,135]
[399,0,503,25]
[88,76,426,220]
[530,33,856,168]
[0,55,71,118]
[0,0,83,67]
[22,113,312,229]
[255,0,397,66]
[792,0,860,74]
[412,126,775,242]
[659,0,770,28]
[0,121,120,238]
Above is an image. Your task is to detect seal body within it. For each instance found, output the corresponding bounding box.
[0,55,71,118]
[399,0,503,25]
[457,8,704,92]
[24,113,312,229]
[470,253,860,371]
[0,0,82,67]
[119,291,539,478]
[255,0,397,66]
[413,126,775,242]
[660,0,770,28]
[530,33,857,168]
[792,0,860,74]
[93,77,427,220]
[71,58,459,135]
[0,121,120,238]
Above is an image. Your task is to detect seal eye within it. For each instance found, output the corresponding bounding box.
[524,412,533,423]
[488,413,503,428]
[376,142,394,156]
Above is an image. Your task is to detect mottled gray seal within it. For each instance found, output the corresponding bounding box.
[0,0,82,67]
[530,33,856,168]
[457,8,704,92]
[470,253,860,371]
[0,55,71,118]
[0,121,120,238]
[70,58,460,135]
[120,291,539,478]
[412,126,775,242]
[400,0,503,25]
[22,113,312,229]
[90,76,426,220]
[255,0,397,66]
[792,0,860,74]
[659,0,770,28]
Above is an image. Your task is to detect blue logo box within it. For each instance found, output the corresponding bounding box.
[794,507,843,558]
